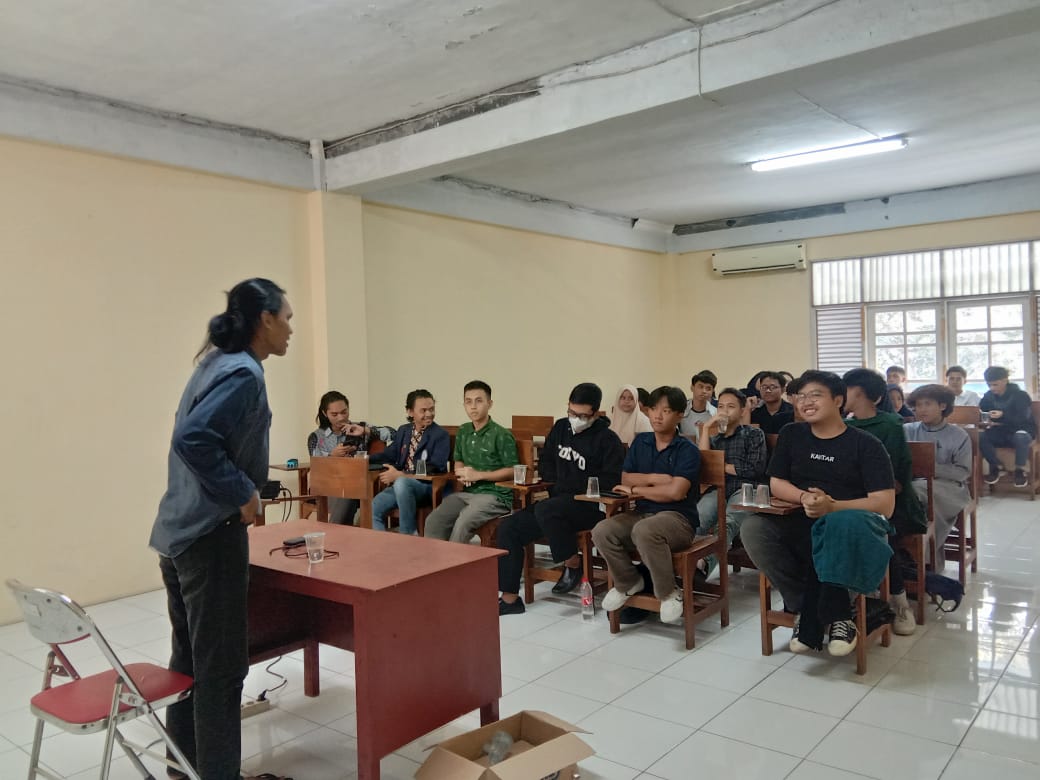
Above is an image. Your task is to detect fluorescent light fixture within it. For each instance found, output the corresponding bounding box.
[750,136,908,172]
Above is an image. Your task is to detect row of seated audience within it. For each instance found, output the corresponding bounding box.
[306,363,1034,655]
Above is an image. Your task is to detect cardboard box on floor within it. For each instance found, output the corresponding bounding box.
[416,710,594,780]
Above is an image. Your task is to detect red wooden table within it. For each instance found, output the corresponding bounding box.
[247,519,504,780]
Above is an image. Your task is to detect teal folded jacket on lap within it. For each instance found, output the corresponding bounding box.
[812,509,895,594]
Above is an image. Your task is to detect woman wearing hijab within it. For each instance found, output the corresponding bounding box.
[608,384,652,444]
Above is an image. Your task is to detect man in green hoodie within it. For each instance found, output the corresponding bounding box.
[842,368,926,636]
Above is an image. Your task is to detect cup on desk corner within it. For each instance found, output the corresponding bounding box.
[754,484,771,507]
[304,532,326,564]
[355,450,369,460]
[415,458,427,477]
[741,483,755,506]
[586,477,600,498]
[513,464,528,484]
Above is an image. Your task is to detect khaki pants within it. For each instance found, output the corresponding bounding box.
[423,492,510,543]
[591,511,695,600]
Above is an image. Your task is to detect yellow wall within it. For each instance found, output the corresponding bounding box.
[360,204,670,426]
[0,138,316,624]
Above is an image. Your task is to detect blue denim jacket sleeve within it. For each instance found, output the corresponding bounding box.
[172,368,261,507]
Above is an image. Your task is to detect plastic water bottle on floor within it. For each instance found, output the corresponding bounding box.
[580,577,594,621]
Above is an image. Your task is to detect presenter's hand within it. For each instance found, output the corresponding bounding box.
[240,492,261,524]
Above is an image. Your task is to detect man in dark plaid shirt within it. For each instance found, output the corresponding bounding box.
[696,387,768,575]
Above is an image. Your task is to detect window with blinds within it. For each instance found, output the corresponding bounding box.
[812,239,1040,393]
[814,306,863,375]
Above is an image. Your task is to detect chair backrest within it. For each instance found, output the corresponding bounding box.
[308,456,371,498]
[947,406,980,426]
[908,440,935,524]
[766,433,779,453]
[511,415,554,439]
[369,438,386,456]
[909,440,936,479]
[7,579,150,698]
[698,448,726,492]
[517,438,536,469]
[7,579,94,646]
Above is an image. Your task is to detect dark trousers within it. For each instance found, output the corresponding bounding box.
[160,518,249,780]
[740,513,851,649]
[497,495,603,594]
[980,425,1034,469]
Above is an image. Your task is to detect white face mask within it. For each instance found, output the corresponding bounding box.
[569,415,593,434]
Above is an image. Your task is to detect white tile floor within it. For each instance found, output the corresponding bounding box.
[2,494,1039,779]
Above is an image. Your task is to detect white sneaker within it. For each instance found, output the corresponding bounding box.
[789,614,812,654]
[891,591,917,636]
[659,590,684,623]
[602,576,645,612]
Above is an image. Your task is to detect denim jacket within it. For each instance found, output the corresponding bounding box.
[150,349,270,558]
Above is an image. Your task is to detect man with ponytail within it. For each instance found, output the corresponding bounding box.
[150,278,293,780]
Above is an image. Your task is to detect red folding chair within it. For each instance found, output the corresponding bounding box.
[6,579,200,780]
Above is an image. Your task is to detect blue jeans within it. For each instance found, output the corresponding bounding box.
[371,477,432,534]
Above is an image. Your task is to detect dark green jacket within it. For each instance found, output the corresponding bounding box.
[846,412,928,535]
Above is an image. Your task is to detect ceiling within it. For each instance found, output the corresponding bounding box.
[453,26,1040,224]
[3,0,1040,228]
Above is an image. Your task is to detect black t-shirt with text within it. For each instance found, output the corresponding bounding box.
[767,422,894,501]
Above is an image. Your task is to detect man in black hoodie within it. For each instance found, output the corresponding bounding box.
[979,365,1036,487]
[497,383,626,615]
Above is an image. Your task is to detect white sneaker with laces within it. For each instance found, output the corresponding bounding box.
[602,576,645,612]
[789,613,812,654]
[827,619,858,656]
[891,591,917,635]
[659,590,684,623]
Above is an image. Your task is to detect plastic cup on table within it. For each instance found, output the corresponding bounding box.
[514,464,528,484]
[303,532,326,564]
[754,484,771,507]
[587,477,600,498]
[741,483,755,506]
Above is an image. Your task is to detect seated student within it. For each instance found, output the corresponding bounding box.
[750,371,796,434]
[888,384,915,419]
[740,371,896,655]
[592,386,701,624]
[744,371,768,409]
[979,365,1036,487]
[843,368,927,635]
[637,387,651,416]
[679,370,718,436]
[424,380,518,543]
[609,384,653,445]
[786,376,806,422]
[946,365,981,406]
[886,365,907,388]
[905,384,972,561]
[308,391,393,524]
[369,389,450,535]
[697,388,767,576]
[497,384,626,615]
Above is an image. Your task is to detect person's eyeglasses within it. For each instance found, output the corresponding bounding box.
[760,384,782,392]
[795,391,828,402]
[567,409,596,422]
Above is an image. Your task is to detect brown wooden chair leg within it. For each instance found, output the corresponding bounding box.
[682,556,696,650]
[855,593,868,676]
[759,573,774,656]
[913,535,926,626]
[522,544,536,604]
[969,506,978,573]
[606,571,621,635]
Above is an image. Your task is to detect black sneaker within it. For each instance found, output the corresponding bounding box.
[985,468,1003,485]
[1015,470,1029,487]
[498,597,525,616]
[551,563,583,594]
[618,606,651,624]
[827,619,858,656]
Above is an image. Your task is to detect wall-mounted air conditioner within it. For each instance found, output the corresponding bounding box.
[711,242,806,276]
